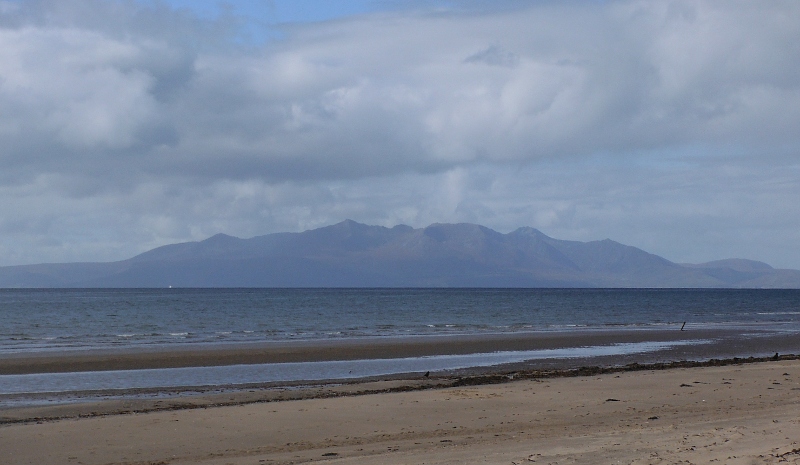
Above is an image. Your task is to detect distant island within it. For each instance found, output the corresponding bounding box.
[1,220,799,288]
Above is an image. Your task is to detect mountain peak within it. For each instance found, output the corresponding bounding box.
[509,226,548,237]
[335,219,364,227]
[322,219,375,234]
[203,233,238,243]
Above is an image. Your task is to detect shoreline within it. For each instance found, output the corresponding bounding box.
[0,320,800,424]
[0,326,783,375]
[2,326,799,417]
[2,351,799,424]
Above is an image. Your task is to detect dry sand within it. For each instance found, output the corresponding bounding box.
[2,359,799,464]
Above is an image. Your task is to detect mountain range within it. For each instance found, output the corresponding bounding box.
[1,220,799,288]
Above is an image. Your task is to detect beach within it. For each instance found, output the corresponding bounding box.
[2,289,800,464]
[1,358,799,464]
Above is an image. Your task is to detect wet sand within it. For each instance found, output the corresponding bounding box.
[0,326,791,375]
[2,358,799,464]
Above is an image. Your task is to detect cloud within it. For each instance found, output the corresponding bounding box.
[464,45,520,67]
[0,0,799,267]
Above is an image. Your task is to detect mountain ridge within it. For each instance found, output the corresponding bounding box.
[1,220,798,288]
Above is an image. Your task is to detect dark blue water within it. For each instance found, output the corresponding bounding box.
[2,288,799,354]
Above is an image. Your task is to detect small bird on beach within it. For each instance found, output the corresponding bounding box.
[424,371,430,378]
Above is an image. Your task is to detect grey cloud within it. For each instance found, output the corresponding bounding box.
[464,45,520,67]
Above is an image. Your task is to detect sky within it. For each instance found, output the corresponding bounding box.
[1,0,799,269]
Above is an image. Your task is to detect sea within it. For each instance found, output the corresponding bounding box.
[1,288,800,404]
